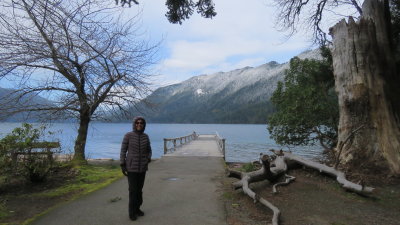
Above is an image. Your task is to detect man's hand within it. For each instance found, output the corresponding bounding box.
[120,164,128,176]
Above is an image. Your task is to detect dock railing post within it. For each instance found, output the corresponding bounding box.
[163,131,200,155]
[214,131,226,161]
[163,138,167,154]
[222,138,226,161]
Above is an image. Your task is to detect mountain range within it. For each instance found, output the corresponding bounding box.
[130,49,321,124]
[0,49,321,123]
[0,87,54,121]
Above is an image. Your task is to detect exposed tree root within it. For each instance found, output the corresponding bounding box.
[274,150,375,194]
[272,174,296,194]
[228,154,282,225]
[227,150,375,225]
[241,173,281,225]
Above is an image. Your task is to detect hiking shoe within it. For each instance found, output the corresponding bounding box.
[136,209,144,216]
[129,214,137,221]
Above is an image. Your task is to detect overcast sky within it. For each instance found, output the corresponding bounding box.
[0,0,361,89]
[127,0,317,87]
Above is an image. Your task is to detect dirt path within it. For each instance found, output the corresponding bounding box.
[221,166,400,225]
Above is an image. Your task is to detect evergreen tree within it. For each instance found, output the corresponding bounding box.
[268,47,338,150]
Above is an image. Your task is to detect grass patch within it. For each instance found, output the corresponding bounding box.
[0,203,8,219]
[35,164,121,198]
[0,162,123,225]
[240,163,256,172]
[223,191,234,200]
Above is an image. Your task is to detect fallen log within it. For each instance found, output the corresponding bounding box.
[241,173,281,225]
[272,174,296,194]
[227,150,375,225]
[228,154,281,225]
[270,150,375,194]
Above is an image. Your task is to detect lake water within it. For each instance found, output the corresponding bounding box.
[0,122,323,162]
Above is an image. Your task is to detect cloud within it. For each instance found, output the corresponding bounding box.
[162,37,269,69]
[139,0,313,85]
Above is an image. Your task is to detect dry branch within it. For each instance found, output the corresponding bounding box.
[241,174,280,225]
[272,174,296,194]
[227,155,283,225]
[227,150,375,225]
[271,150,375,194]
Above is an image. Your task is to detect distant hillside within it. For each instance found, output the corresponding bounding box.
[1,49,321,123]
[0,87,55,122]
[124,49,321,124]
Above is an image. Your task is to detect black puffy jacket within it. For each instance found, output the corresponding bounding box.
[120,116,152,172]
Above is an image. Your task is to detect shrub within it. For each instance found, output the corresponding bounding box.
[0,123,59,183]
[241,163,256,172]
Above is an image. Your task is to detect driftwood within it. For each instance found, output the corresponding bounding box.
[279,150,375,194]
[227,150,375,225]
[272,174,295,194]
[228,154,281,225]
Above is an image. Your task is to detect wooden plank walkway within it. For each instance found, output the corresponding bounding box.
[164,134,224,157]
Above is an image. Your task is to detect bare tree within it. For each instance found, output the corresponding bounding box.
[0,0,158,163]
[273,0,363,44]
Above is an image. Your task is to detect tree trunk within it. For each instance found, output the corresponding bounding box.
[330,0,400,174]
[73,111,91,164]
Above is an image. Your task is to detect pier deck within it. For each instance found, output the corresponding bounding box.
[164,134,224,157]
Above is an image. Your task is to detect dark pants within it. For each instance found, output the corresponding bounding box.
[127,172,146,216]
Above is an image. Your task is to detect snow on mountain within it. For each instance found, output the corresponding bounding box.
[133,49,321,123]
[158,60,287,102]
[181,49,320,99]
[195,88,206,96]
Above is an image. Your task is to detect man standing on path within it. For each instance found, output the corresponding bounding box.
[120,116,152,221]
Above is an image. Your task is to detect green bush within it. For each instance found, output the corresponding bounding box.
[0,123,59,183]
[23,153,54,182]
[241,163,256,172]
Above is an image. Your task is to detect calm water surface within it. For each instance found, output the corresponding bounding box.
[0,122,323,162]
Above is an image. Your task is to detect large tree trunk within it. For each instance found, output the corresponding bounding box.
[73,111,91,164]
[330,0,400,174]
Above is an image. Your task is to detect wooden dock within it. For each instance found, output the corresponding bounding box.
[163,132,226,160]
